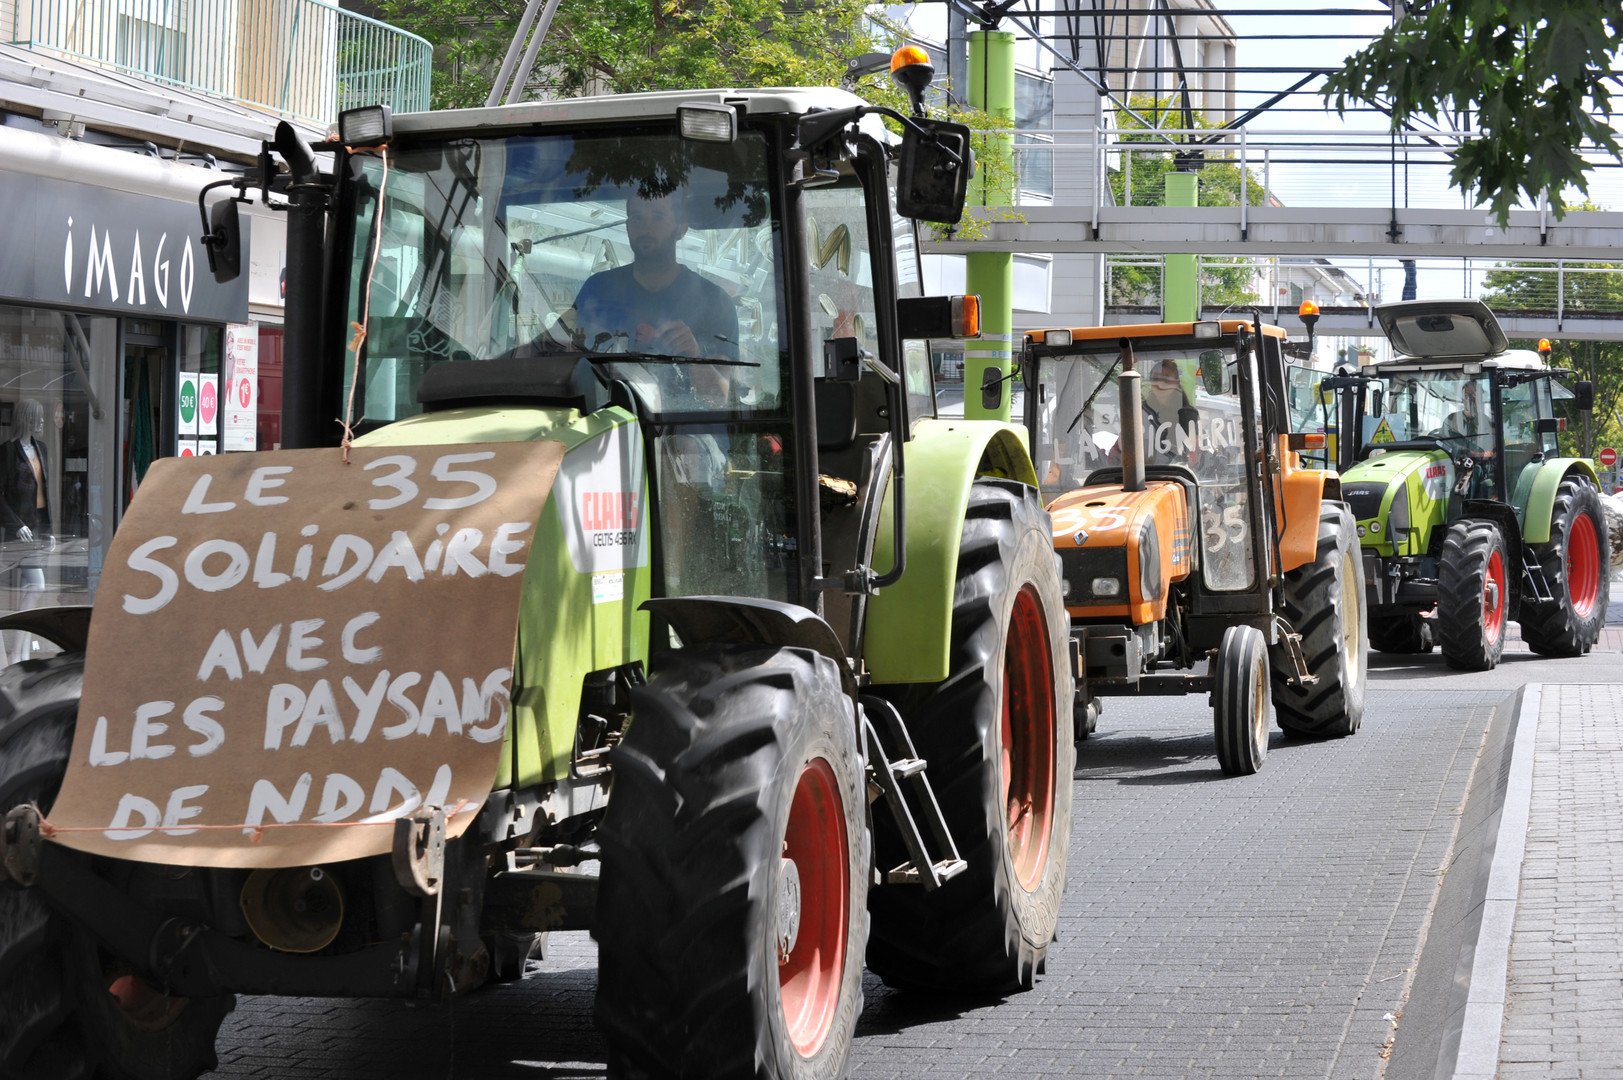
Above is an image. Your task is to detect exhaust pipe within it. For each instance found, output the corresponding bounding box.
[1117,340,1145,492]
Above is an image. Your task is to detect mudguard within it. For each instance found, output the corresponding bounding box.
[864,419,1039,685]
[1517,458,1602,544]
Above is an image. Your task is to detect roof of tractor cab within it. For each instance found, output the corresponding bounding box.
[1023,320,1288,346]
[391,87,874,136]
[1376,298,1510,360]
[1372,348,1549,376]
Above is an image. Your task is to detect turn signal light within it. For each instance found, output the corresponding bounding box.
[953,295,981,338]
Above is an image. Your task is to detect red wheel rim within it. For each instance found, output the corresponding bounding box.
[1566,511,1601,618]
[1484,548,1506,644]
[1001,585,1057,892]
[779,757,848,1058]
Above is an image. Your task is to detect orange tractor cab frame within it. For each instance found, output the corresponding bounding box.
[1019,318,1369,775]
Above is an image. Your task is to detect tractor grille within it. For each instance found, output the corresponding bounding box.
[1343,481,1388,523]
[1058,546,1131,606]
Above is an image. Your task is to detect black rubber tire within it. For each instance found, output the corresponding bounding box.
[866,479,1074,994]
[594,645,868,1080]
[1437,519,1509,672]
[1519,476,1611,657]
[1213,625,1271,776]
[1271,503,1367,738]
[0,656,232,1080]
[1368,611,1435,654]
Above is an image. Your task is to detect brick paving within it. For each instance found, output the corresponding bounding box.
[1497,683,1623,1080]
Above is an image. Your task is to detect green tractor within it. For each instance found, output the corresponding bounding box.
[1324,300,1608,671]
[0,56,1076,1080]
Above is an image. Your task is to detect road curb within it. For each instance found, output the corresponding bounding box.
[1450,682,1540,1080]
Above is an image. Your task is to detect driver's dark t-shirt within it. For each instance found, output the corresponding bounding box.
[574,266,738,359]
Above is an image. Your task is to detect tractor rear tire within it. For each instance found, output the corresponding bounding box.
[1368,611,1435,654]
[866,479,1073,994]
[1271,504,1367,738]
[1519,476,1610,657]
[1437,519,1508,672]
[1213,625,1271,776]
[0,656,232,1080]
[594,646,868,1080]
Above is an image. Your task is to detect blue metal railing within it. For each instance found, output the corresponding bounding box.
[10,0,431,126]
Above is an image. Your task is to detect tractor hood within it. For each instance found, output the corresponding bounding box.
[1341,448,1454,553]
[44,410,604,869]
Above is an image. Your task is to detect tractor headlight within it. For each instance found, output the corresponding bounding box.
[1386,481,1410,538]
[1091,577,1122,597]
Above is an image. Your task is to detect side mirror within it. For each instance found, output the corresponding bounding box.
[981,366,1004,411]
[202,197,242,283]
[896,118,973,224]
[1575,380,1595,411]
[823,336,861,383]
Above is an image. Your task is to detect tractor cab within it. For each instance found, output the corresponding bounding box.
[1020,318,1367,775]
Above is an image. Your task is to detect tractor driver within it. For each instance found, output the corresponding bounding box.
[1437,378,1497,494]
[573,189,739,363]
[1142,358,1198,463]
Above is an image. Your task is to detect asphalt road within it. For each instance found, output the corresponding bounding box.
[204,641,1623,1080]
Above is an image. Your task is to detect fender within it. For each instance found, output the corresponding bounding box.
[1518,459,1601,544]
[864,419,1038,685]
[643,596,855,698]
[1276,466,1328,575]
[0,605,92,653]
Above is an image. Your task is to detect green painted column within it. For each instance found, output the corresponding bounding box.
[962,29,1015,421]
[1163,171,1198,323]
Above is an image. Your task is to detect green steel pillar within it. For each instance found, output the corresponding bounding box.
[963,29,1015,421]
[1163,171,1198,323]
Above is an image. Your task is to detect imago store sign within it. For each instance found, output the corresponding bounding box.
[0,171,249,323]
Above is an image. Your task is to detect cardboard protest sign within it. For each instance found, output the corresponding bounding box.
[46,441,564,868]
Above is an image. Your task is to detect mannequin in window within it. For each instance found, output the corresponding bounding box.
[2,398,49,664]
[2,398,49,543]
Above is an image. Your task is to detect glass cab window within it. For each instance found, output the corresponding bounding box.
[343,128,794,601]
[1031,342,1258,592]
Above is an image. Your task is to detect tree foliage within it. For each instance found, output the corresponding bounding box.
[372,0,883,109]
[1323,2,1623,225]
[1106,96,1264,310]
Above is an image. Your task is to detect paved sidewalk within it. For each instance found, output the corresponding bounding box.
[1455,583,1623,1079]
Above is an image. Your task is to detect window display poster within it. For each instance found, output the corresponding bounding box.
[177,373,198,438]
[223,324,258,452]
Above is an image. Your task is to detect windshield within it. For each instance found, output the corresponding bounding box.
[344,129,783,423]
[1031,343,1257,591]
[1365,369,1494,452]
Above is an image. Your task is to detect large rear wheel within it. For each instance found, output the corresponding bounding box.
[1271,503,1367,738]
[866,479,1073,994]
[1437,519,1508,672]
[0,657,232,1080]
[1519,476,1610,657]
[594,646,868,1080]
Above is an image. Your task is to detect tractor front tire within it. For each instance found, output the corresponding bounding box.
[867,479,1073,994]
[1213,626,1271,776]
[1437,519,1509,672]
[594,646,868,1080]
[1368,611,1435,654]
[1271,504,1367,738]
[1520,476,1610,657]
[0,656,232,1080]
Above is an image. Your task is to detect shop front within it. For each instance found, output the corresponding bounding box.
[0,138,251,657]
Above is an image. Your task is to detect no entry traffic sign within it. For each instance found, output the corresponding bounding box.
[1599,447,1617,468]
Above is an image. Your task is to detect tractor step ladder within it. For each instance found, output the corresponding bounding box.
[861,696,967,889]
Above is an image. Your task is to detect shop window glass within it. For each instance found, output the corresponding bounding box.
[0,304,118,657]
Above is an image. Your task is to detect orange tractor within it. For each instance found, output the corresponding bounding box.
[1017,318,1368,774]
